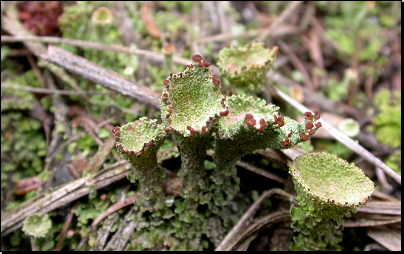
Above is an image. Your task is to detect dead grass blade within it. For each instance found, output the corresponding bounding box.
[216,189,294,251]
[367,225,401,251]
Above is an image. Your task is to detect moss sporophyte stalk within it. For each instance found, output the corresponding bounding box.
[113,50,323,249]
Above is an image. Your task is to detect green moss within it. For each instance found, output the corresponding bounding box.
[384,150,401,175]
[59,2,138,75]
[58,2,143,125]
[322,2,386,62]
[22,213,52,238]
[1,71,47,207]
[75,203,102,226]
[368,89,401,148]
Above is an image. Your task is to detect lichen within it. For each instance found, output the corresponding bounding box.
[288,152,375,250]
[113,117,166,209]
[211,94,321,206]
[114,53,321,250]
[216,41,278,91]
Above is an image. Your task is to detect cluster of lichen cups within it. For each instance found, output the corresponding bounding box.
[288,152,375,251]
[113,53,322,211]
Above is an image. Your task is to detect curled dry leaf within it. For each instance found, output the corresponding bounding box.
[14,177,41,195]
[140,3,160,39]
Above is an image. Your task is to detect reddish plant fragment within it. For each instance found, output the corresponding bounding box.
[244,114,256,127]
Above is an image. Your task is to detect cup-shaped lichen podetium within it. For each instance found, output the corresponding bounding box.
[288,152,375,251]
[217,42,278,90]
[113,117,166,209]
[92,7,113,24]
[160,54,227,203]
[212,94,318,205]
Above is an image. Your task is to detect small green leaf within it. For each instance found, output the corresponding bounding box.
[98,128,110,139]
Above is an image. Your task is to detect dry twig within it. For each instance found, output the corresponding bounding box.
[54,203,79,251]
[41,45,161,110]
[277,38,315,91]
[1,35,190,66]
[1,161,132,236]
[216,188,295,251]
[255,1,303,42]
[274,88,401,185]
[1,83,113,96]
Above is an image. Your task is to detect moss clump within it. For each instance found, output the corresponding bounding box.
[368,89,401,148]
[289,152,375,251]
[22,213,52,238]
[1,70,47,203]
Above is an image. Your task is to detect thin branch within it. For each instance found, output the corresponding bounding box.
[255,1,303,42]
[343,217,401,228]
[274,88,401,185]
[192,26,298,46]
[237,161,286,184]
[1,161,133,236]
[231,211,292,250]
[41,45,161,110]
[1,83,113,95]
[277,38,315,91]
[2,10,85,94]
[26,54,45,87]
[216,188,295,251]
[85,136,116,175]
[1,35,190,66]
[91,192,140,228]
[267,70,362,119]
[54,203,79,251]
[104,210,142,251]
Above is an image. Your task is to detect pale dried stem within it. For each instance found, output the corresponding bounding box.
[1,83,113,95]
[216,188,295,251]
[1,161,132,236]
[54,203,79,251]
[255,1,303,42]
[277,38,315,91]
[1,35,190,66]
[237,161,286,184]
[91,192,140,228]
[275,88,401,185]
[41,45,161,110]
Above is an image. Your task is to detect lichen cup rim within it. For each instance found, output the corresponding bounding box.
[217,41,278,72]
[289,152,374,207]
[114,117,165,155]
